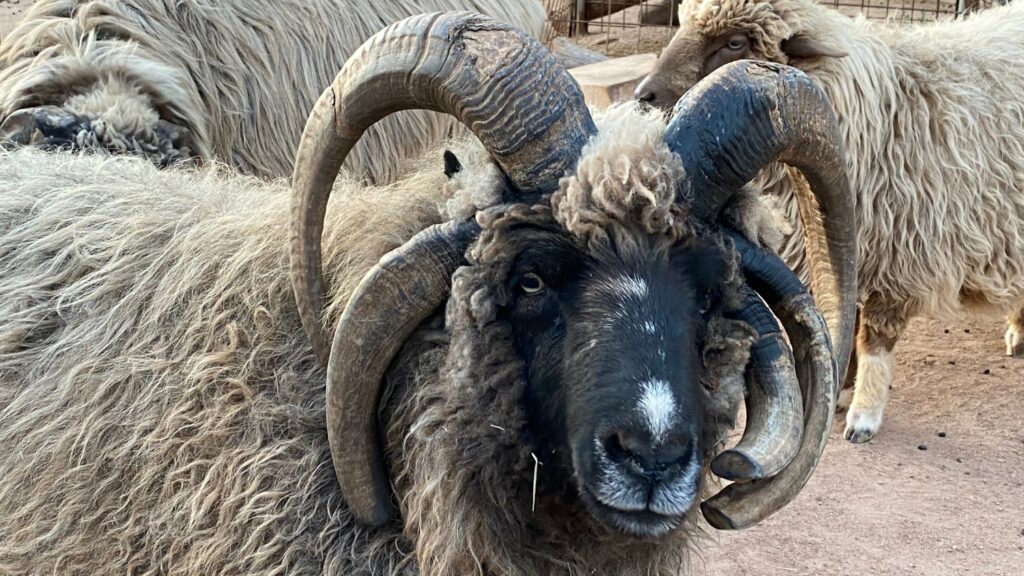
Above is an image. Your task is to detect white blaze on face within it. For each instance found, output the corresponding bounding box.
[638,378,676,444]
[606,274,648,300]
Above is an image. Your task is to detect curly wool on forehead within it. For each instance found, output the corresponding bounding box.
[552,101,688,247]
[679,0,793,61]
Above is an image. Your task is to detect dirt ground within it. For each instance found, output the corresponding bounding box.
[0,0,25,40]
[1,3,1022,575]
[699,312,1024,576]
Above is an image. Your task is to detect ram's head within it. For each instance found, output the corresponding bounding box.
[290,11,856,540]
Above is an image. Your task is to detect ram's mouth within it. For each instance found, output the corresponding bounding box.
[578,482,689,539]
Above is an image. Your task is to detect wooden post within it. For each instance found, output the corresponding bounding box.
[568,53,658,109]
[639,0,680,26]
[573,0,589,36]
[582,0,647,22]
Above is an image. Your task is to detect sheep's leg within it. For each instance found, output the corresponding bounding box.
[1004,306,1024,357]
[844,300,909,443]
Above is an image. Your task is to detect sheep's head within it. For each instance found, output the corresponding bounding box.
[464,158,732,538]
[289,9,857,554]
[510,236,718,537]
[635,0,848,111]
[0,67,200,167]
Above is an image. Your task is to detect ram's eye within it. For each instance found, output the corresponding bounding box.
[519,272,546,294]
[726,36,746,50]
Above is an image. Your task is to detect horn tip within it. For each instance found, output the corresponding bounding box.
[700,500,740,531]
[352,497,394,529]
[711,449,764,481]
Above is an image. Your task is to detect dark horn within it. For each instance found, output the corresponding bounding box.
[715,285,803,480]
[289,12,596,527]
[664,60,856,385]
[702,231,838,529]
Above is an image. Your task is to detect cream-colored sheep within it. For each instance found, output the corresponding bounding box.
[0,0,553,183]
[636,0,1024,442]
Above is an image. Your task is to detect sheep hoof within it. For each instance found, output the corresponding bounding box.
[843,406,883,443]
[1004,325,1024,357]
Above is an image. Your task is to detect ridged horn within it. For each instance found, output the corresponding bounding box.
[290,11,596,364]
[702,232,838,529]
[664,60,857,385]
[715,284,803,481]
[325,219,480,527]
[289,12,597,527]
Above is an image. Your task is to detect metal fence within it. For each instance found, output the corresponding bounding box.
[545,0,1008,57]
[544,1,679,55]
[822,0,1004,21]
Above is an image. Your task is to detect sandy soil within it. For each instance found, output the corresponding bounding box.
[699,312,1024,576]
[1,3,1022,575]
[0,0,26,40]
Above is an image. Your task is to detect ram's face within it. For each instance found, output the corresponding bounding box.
[502,225,730,538]
[634,0,778,111]
[292,11,856,540]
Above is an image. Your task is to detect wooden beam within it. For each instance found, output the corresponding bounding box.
[568,53,658,109]
[582,0,646,22]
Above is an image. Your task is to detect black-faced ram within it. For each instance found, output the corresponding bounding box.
[0,12,856,575]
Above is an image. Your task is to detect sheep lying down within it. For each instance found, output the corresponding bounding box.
[0,0,603,185]
[0,13,857,576]
[0,0,551,184]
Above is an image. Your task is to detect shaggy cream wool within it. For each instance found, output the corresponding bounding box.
[0,103,777,575]
[0,0,548,183]
[651,0,1024,441]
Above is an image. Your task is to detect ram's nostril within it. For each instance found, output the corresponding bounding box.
[654,437,691,467]
[602,428,656,466]
[601,427,695,479]
[602,429,630,465]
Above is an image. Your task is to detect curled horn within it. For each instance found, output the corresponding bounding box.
[715,286,803,481]
[288,12,597,526]
[665,60,856,380]
[702,232,837,529]
[292,11,597,363]
[326,219,480,527]
[664,61,855,528]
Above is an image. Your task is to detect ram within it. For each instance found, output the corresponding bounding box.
[635,0,1024,443]
[0,13,856,576]
[0,0,598,183]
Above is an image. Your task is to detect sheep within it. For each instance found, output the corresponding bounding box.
[0,0,569,184]
[0,13,858,575]
[634,0,1024,443]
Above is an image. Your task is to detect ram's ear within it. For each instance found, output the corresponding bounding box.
[781,34,848,61]
[443,149,463,179]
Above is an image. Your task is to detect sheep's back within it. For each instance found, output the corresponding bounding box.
[769,3,1024,315]
[0,0,547,184]
[0,148,441,574]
